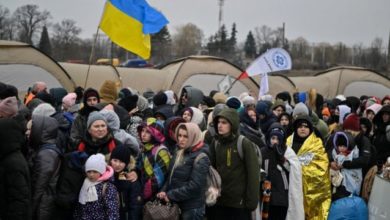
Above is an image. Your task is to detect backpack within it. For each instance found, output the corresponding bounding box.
[215,135,262,169]
[194,152,221,206]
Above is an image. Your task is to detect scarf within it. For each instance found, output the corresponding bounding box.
[78,178,102,205]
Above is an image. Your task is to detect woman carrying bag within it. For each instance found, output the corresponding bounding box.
[157,122,210,220]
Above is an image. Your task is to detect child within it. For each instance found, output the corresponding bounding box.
[181,107,193,122]
[74,153,120,220]
[136,119,171,202]
[330,132,363,200]
[110,145,143,220]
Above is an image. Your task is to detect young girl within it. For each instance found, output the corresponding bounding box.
[110,145,143,220]
[74,153,119,220]
[182,107,193,122]
[136,119,171,202]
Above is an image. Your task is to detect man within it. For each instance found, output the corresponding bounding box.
[24,81,47,105]
[209,108,260,220]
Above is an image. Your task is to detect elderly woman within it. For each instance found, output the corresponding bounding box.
[157,122,209,220]
[77,111,120,157]
[286,115,331,220]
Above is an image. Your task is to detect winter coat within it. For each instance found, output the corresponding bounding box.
[239,109,266,149]
[70,105,100,151]
[261,147,289,207]
[175,86,204,115]
[286,132,331,220]
[125,115,143,144]
[30,115,62,220]
[77,131,121,157]
[51,112,72,153]
[165,144,210,211]
[255,101,277,134]
[210,108,260,210]
[0,118,31,220]
[73,181,120,220]
[136,124,171,202]
[55,152,88,219]
[372,105,390,165]
[113,173,143,220]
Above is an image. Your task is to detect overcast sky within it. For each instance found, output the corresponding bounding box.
[4,0,390,47]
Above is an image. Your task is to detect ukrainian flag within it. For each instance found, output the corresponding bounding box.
[99,0,168,59]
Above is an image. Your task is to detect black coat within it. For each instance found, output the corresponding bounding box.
[30,115,62,220]
[165,144,210,211]
[239,110,266,149]
[0,118,31,220]
[261,147,289,207]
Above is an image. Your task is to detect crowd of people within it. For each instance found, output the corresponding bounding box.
[0,79,388,220]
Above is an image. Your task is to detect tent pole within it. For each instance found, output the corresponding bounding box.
[84,27,100,88]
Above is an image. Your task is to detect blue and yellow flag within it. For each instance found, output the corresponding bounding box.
[99,0,168,59]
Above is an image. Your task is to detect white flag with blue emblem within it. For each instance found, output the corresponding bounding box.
[238,48,292,80]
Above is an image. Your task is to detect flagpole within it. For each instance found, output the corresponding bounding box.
[84,1,108,89]
[224,76,240,95]
[84,27,100,88]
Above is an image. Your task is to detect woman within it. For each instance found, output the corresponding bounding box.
[77,111,120,157]
[286,115,331,220]
[239,105,266,148]
[157,122,209,220]
[278,112,293,137]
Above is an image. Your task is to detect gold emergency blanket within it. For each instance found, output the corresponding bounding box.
[287,133,331,220]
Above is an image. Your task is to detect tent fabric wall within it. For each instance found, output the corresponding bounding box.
[0,40,75,91]
[290,66,390,98]
[159,56,262,97]
[59,62,122,89]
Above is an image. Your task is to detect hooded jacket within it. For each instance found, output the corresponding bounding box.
[372,105,390,165]
[165,123,210,210]
[239,107,266,149]
[30,115,62,220]
[286,115,331,220]
[175,86,204,115]
[0,118,31,220]
[256,100,277,134]
[99,109,140,157]
[210,108,260,210]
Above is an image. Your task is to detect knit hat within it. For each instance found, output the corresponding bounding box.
[118,88,132,99]
[0,83,18,100]
[99,80,118,103]
[335,94,346,102]
[343,113,360,132]
[382,95,390,105]
[83,88,100,105]
[276,91,292,104]
[85,153,107,174]
[268,124,286,144]
[110,144,131,165]
[242,95,256,107]
[164,90,176,105]
[226,97,241,110]
[259,94,273,102]
[137,95,149,112]
[35,91,55,106]
[153,91,168,106]
[0,96,18,118]
[293,115,314,133]
[201,96,216,107]
[32,103,56,117]
[272,99,286,111]
[87,111,107,128]
[292,103,309,118]
[62,92,77,110]
[118,94,139,112]
[213,92,227,104]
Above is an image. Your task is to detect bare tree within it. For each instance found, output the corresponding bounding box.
[13,4,51,44]
[52,19,81,45]
[52,19,82,61]
[254,25,273,47]
[0,5,15,40]
[172,23,203,58]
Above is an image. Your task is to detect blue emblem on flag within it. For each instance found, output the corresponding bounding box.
[272,51,289,69]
